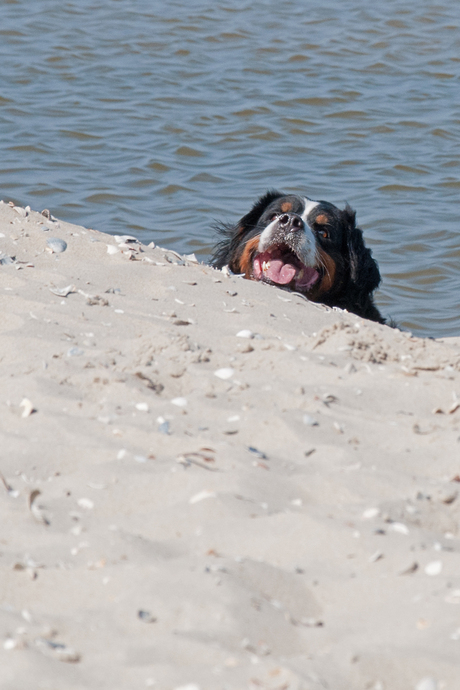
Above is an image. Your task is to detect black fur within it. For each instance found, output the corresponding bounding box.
[211,190,384,324]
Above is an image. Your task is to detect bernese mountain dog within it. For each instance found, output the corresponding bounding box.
[211,190,384,323]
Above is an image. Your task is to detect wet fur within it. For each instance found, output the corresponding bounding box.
[211,190,384,323]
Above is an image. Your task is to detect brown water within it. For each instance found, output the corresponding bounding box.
[1,0,459,336]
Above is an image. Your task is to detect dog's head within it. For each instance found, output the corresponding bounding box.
[212,190,383,322]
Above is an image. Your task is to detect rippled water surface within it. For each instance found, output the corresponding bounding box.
[1,0,460,336]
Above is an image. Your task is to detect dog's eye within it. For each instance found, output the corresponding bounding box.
[315,225,330,239]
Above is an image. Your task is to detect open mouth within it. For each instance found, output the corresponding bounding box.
[253,245,320,291]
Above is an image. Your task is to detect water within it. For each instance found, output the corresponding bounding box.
[1,0,459,337]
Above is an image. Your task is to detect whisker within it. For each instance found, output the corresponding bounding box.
[316,252,331,282]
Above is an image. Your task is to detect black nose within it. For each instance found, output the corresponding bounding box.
[278,213,303,231]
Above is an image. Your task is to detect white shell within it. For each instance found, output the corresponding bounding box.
[114,235,138,243]
[46,237,67,253]
[184,253,199,264]
[425,560,442,576]
[20,398,34,418]
[189,490,216,505]
[214,368,234,380]
[77,498,94,510]
[390,522,409,535]
[362,507,379,519]
[236,330,254,339]
[49,284,75,297]
[135,403,149,412]
[171,397,187,407]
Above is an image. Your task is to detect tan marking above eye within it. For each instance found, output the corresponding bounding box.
[315,214,329,225]
[281,201,292,212]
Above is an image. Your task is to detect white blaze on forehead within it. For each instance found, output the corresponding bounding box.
[301,197,319,224]
[256,204,317,267]
[257,218,279,252]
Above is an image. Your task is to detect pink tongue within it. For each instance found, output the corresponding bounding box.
[296,266,320,288]
[266,259,297,285]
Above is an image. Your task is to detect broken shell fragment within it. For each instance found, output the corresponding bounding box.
[214,368,234,380]
[28,489,50,525]
[35,637,81,663]
[49,284,76,297]
[171,397,187,407]
[20,398,35,418]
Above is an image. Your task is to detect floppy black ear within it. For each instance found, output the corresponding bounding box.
[342,205,384,322]
[343,205,381,292]
[210,190,284,269]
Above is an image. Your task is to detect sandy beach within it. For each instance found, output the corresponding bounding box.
[1,199,460,690]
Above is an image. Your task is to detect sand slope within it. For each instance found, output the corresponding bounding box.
[1,201,460,690]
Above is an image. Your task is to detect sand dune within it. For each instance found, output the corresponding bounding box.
[1,200,460,690]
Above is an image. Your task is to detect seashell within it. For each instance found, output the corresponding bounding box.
[28,489,49,525]
[390,522,409,535]
[4,638,17,650]
[171,397,187,407]
[114,235,138,243]
[106,245,119,255]
[77,498,94,510]
[189,490,216,504]
[214,368,234,380]
[184,253,199,264]
[135,403,149,412]
[425,560,442,576]
[158,421,170,434]
[157,416,170,434]
[46,237,67,253]
[67,347,84,357]
[35,637,81,663]
[49,284,75,297]
[303,414,318,427]
[13,206,28,217]
[236,330,254,339]
[362,507,379,519]
[0,255,15,265]
[20,398,35,418]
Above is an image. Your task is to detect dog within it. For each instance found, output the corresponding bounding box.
[211,190,384,323]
